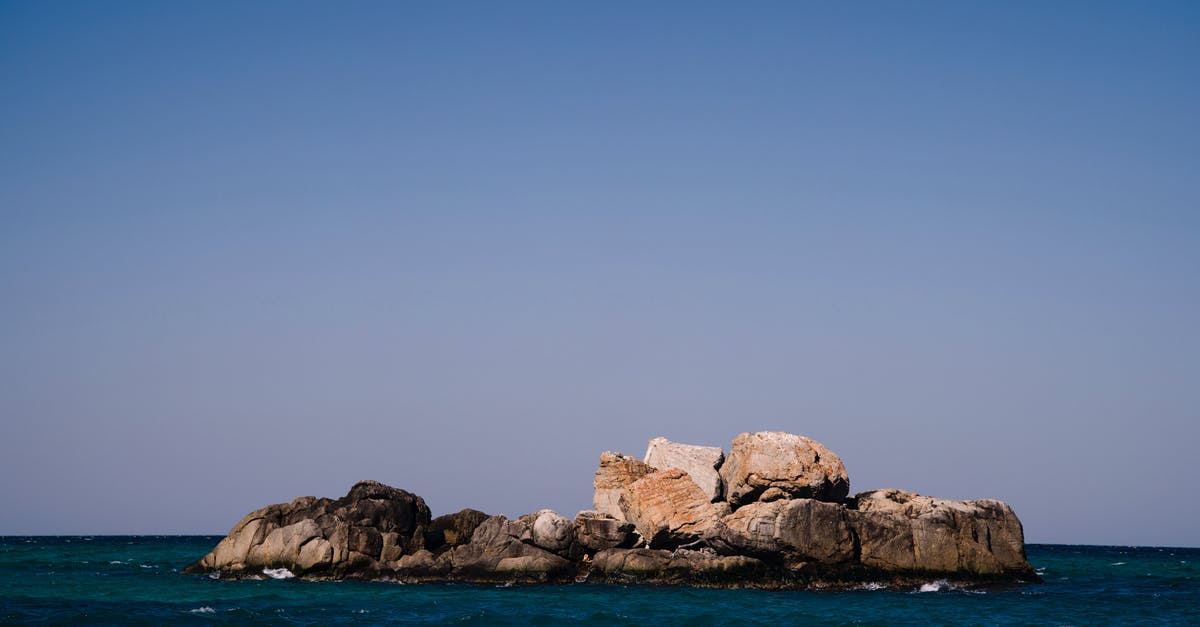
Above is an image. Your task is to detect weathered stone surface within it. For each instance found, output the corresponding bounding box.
[394,549,447,578]
[525,509,573,554]
[426,508,489,550]
[643,437,725,502]
[441,514,574,582]
[850,489,1036,578]
[720,432,850,507]
[573,510,637,552]
[593,452,655,520]
[590,548,768,584]
[187,435,1040,588]
[619,468,723,549]
[721,499,854,565]
[183,481,431,578]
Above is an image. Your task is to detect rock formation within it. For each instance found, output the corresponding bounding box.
[592,452,654,520]
[618,468,724,549]
[720,431,850,507]
[850,489,1031,577]
[572,510,637,552]
[643,437,725,502]
[186,432,1040,589]
[721,498,854,565]
[182,480,430,579]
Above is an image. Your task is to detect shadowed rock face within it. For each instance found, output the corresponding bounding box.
[426,508,489,550]
[186,433,1040,588]
[432,514,574,582]
[182,480,430,578]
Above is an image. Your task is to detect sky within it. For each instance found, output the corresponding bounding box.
[1,1,1197,547]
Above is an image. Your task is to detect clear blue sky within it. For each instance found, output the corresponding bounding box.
[2,1,1197,546]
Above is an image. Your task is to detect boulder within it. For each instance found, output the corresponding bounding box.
[525,509,574,554]
[850,489,1037,579]
[182,480,431,578]
[719,432,849,507]
[721,499,853,565]
[572,510,637,553]
[593,452,655,520]
[618,468,723,549]
[426,508,490,550]
[643,437,725,502]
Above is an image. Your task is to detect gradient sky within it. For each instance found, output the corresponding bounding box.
[2,1,1197,547]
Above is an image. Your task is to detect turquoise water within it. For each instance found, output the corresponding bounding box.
[1,537,1197,624]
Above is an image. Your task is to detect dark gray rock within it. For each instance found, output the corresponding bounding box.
[182,480,430,578]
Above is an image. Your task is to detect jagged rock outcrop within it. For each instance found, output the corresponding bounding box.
[720,431,850,507]
[182,480,430,578]
[432,514,574,582]
[592,452,655,520]
[187,432,1040,589]
[644,437,725,502]
[850,489,1036,578]
[619,468,724,549]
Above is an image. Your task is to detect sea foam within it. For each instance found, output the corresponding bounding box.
[919,580,948,593]
[263,567,295,579]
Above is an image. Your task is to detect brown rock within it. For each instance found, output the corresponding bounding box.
[593,452,655,520]
[721,499,854,565]
[850,489,1037,578]
[719,432,850,507]
[618,468,723,549]
[572,510,637,552]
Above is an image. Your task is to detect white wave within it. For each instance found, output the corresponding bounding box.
[854,582,887,591]
[189,607,216,614]
[207,572,221,580]
[140,564,154,569]
[109,561,123,565]
[1111,561,1127,566]
[919,579,948,592]
[262,567,295,580]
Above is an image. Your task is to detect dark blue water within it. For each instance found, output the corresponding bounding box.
[1,537,1196,624]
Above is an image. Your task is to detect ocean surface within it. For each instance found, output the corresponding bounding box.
[1,537,1196,625]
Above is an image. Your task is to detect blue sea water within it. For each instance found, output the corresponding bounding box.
[0,537,1196,625]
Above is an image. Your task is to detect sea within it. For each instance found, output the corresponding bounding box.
[0,537,1196,625]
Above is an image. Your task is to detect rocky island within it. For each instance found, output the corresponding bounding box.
[184,432,1040,588]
